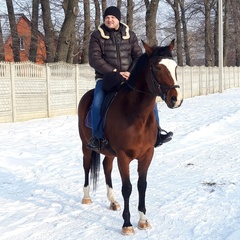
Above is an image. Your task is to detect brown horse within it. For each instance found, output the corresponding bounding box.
[78,39,183,235]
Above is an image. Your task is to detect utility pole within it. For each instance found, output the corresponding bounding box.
[219,0,224,93]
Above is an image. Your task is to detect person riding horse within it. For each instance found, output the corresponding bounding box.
[78,38,183,235]
[87,6,173,151]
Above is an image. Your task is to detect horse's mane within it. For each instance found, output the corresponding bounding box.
[128,44,173,86]
[128,53,148,85]
[151,45,173,59]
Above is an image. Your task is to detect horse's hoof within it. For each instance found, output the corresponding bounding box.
[121,226,135,235]
[110,202,121,211]
[81,198,92,204]
[138,220,152,230]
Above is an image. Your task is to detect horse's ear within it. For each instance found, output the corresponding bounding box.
[141,40,153,55]
[169,39,175,51]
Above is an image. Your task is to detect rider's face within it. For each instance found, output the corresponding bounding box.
[104,15,120,30]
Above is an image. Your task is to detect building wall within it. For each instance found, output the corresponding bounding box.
[4,16,46,64]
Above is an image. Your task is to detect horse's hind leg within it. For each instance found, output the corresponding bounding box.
[82,152,93,204]
[102,156,121,211]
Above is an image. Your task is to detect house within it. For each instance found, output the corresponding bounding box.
[1,14,46,64]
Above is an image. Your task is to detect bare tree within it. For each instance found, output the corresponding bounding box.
[204,0,214,66]
[213,2,218,66]
[102,0,107,15]
[5,0,240,66]
[40,0,55,63]
[117,0,122,9]
[231,0,240,66]
[126,0,134,29]
[81,0,90,63]
[223,0,230,66]
[144,0,160,46]
[6,0,20,62]
[54,0,79,63]
[0,22,4,61]
[93,0,100,28]
[179,0,191,65]
[166,0,183,66]
[29,0,39,62]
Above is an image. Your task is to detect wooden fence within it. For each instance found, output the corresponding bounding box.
[0,61,239,123]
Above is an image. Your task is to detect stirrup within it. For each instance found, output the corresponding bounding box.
[87,137,109,151]
[160,131,173,143]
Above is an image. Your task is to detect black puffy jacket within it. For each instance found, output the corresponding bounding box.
[88,23,143,80]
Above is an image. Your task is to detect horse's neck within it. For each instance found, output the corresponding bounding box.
[125,60,156,115]
[128,72,153,99]
[125,88,156,116]
[128,66,148,89]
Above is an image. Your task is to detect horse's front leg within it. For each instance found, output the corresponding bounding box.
[121,178,133,235]
[117,157,134,235]
[137,154,153,230]
[102,156,120,211]
[137,174,152,230]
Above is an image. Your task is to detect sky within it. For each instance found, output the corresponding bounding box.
[0,88,240,240]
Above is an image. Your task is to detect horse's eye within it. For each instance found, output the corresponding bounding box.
[154,66,160,71]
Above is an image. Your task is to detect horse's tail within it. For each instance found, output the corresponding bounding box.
[90,151,100,191]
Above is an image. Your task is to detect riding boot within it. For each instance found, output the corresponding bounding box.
[87,136,102,151]
[154,127,173,148]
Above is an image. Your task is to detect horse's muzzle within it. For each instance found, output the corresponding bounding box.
[167,96,183,109]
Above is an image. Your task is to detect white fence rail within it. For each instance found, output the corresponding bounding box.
[0,61,239,123]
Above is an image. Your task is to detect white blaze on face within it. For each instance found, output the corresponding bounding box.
[159,58,183,104]
[159,58,177,83]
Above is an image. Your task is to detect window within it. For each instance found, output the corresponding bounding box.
[19,37,25,50]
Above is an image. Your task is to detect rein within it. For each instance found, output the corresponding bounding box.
[126,81,153,96]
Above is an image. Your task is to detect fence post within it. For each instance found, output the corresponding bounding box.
[190,67,193,98]
[179,67,185,99]
[10,62,16,122]
[46,64,50,117]
[239,67,240,87]
[198,66,201,96]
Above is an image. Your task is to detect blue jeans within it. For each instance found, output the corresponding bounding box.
[91,80,105,139]
[91,80,160,139]
[154,103,160,126]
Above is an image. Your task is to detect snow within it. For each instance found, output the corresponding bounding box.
[1,88,240,240]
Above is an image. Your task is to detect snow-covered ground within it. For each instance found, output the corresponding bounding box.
[1,88,240,240]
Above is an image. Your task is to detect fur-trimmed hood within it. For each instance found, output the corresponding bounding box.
[97,22,130,40]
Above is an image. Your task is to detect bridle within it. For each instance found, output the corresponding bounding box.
[127,56,180,101]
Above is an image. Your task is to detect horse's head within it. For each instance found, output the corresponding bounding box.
[142,39,183,109]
